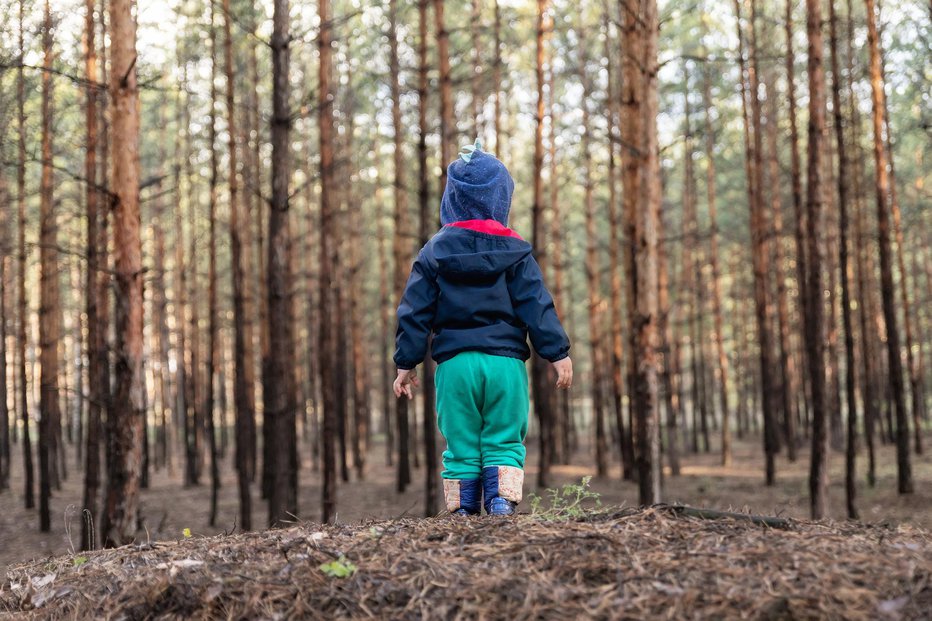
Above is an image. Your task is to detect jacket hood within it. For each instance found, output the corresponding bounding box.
[431,226,531,277]
[439,150,515,226]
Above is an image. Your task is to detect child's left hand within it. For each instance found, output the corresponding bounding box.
[393,368,420,400]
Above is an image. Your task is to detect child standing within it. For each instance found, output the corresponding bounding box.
[392,143,573,516]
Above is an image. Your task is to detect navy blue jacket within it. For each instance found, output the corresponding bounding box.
[394,221,571,370]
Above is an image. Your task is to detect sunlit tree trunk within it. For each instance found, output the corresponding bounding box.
[0,166,8,491]
[102,0,145,546]
[864,0,912,495]
[267,0,299,525]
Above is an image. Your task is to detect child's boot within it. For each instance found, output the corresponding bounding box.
[443,478,482,516]
[482,466,523,516]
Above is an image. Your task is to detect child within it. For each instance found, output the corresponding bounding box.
[392,142,573,516]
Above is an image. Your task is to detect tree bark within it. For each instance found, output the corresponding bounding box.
[0,162,8,491]
[17,0,34,511]
[762,59,799,463]
[700,66,732,467]
[621,0,661,505]
[578,34,608,478]
[318,0,339,524]
[864,0,912,495]
[828,0,858,520]
[434,0,454,192]
[223,0,254,532]
[205,3,221,527]
[803,0,830,519]
[102,0,145,546]
[605,8,633,479]
[418,0,440,516]
[266,0,299,525]
[532,0,556,488]
[736,0,778,485]
[389,0,411,496]
[38,0,59,533]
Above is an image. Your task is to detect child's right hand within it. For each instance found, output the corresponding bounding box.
[393,368,419,400]
[552,357,573,390]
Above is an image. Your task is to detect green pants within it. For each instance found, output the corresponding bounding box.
[435,351,529,480]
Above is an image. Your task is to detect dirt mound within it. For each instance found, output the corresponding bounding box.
[1,506,929,620]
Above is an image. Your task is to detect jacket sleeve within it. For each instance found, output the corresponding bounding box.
[507,253,571,363]
[394,248,439,370]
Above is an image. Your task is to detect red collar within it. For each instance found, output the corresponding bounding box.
[447,219,523,240]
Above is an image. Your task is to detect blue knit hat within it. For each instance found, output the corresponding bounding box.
[440,142,515,226]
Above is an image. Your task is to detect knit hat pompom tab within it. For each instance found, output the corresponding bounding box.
[440,145,514,227]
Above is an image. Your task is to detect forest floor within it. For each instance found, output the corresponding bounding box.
[1,504,930,619]
[0,428,930,572]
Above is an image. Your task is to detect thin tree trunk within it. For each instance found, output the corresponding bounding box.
[0,167,8,491]
[418,0,440,516]
[864,0,912,495]
[102,0,145,546]
[622,0,661,505]
[828,0,858,520]
[532,0,556,488]
[389,0,411,496]
[205,3,221,527]
[223,0,253,532]
[318,0,339,524]
[578,36,607,478]
[434,0,454,191]
[267,0,299,525]
[605,8,633,479]
[493,0,502,157]
[845,0,877,487]
[737,0,778,485]
[803,0,830,519]
[374,147,394,468]
[37,0,58,533]
[878,54,925,455]
[657,188,681,477]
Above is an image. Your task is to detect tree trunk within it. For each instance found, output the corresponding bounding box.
[17,0,34,512]
[223,0,254,532]
[622,0,661,505]
[532,0,556,488]
[318,0,339,524]
[374,146,394,468]
[266,0,299,525]
[578,35,607,478]
[803,0,830,519]
[786,0,811,434]
[389,0,411,496]
[828,0,858,520]
[102,0,145,546]
[700,66,732,467]
[737,0,778,485]
[605,8,633,479]
[0,165,8,491]
[763,60,800,463]
[878,54,925,455]
[205,3,221,527]
[418,0,440,516]
[493,0,502,157]
[864,0,912,495]
[657,183,681,477]
[434,0,454,192]
[38,0,58,533]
